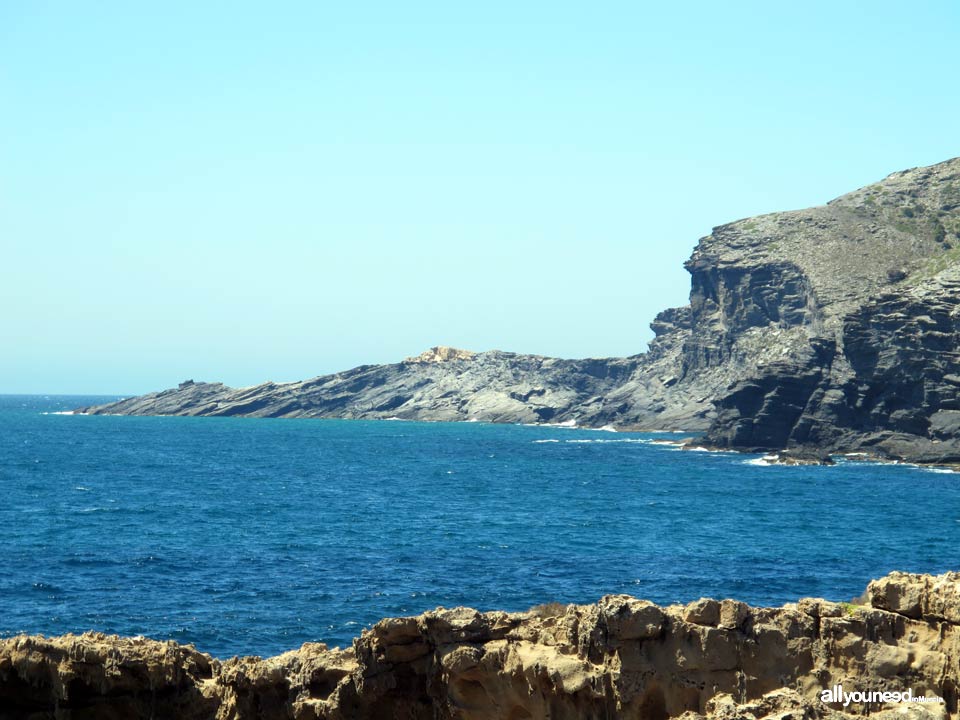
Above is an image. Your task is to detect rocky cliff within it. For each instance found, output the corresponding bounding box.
[77,344,713,431]
[78,349,654,427]
[79,158,960,462]
[695,157,960,461]
[2,572,957,719]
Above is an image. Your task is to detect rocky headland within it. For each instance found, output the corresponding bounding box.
[2,572,958,719]
[79,157,960,464]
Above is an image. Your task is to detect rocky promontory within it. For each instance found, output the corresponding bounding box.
[2,572,958,719]
[77,339,717,431]
[695,157,960,463]
[79,157,960,464]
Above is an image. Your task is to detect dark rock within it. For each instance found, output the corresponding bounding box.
[79,157,960,465]
[697,157,960,462]
[767,449,836,466]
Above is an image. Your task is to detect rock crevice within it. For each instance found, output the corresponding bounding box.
[2,572,958,719]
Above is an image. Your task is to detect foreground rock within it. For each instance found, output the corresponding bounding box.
[79,158,960,463]
[2,572,958,719]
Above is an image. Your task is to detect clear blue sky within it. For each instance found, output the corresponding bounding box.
[2,1,958,394]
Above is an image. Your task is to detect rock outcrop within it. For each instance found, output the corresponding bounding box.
[78,157,960,462]
[2,572,958,719]
[404,346,478,364]
[77,351,653,427]
[695,158,960,460]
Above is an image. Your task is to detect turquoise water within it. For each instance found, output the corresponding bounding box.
[1,394,958,657]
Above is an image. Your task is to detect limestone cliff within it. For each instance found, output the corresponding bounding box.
[1,572,958,719]
[79,157,960,462]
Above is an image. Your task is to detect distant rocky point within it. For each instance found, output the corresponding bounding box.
[79,158,960,465]
[2,571,957,719]
[404,346,478,364]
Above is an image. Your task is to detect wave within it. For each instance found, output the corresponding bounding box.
[564,438,650,444]
[648,440,685,449]
[743,455,779,466]
[532,438,652,445]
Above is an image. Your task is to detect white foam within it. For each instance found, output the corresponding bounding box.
[533,438,651,445]
[566,438,650,444]
[540,419,578,428]
[743,455,779,466]
[687,446,739,454]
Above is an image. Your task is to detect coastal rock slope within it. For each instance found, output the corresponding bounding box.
[78,344,712,431]
[81,157,960,460]
[693,157,960,461]
[79,349,651,427]
[1,572,958,719]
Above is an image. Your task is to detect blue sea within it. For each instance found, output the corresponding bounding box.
[2,394,958,658]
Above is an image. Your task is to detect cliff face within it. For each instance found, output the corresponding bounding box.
[79,158,960,461]
[2,572,958,719]
[695,158,960,459]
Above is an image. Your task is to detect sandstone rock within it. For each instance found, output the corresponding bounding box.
[869,572,926,618]
[719,599,750,630]
[868,571,960,623]
[684,598,722,626]
[2,572,959,719]
[598,594,666,640]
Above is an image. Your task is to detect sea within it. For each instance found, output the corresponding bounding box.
[2,394,958,658]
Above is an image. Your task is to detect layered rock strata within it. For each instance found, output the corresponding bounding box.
[695,158,960,461]
[79,158,960,462]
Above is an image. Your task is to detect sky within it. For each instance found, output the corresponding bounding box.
[2,2,958,394]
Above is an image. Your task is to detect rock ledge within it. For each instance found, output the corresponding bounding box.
[2,572,957,719]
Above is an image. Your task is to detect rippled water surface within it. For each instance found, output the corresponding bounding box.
[2,394,958,657]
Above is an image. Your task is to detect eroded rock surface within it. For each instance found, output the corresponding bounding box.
[2,572,958,719]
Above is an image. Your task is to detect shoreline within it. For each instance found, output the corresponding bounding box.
[2,571,957,719]
[56,407,960,470]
